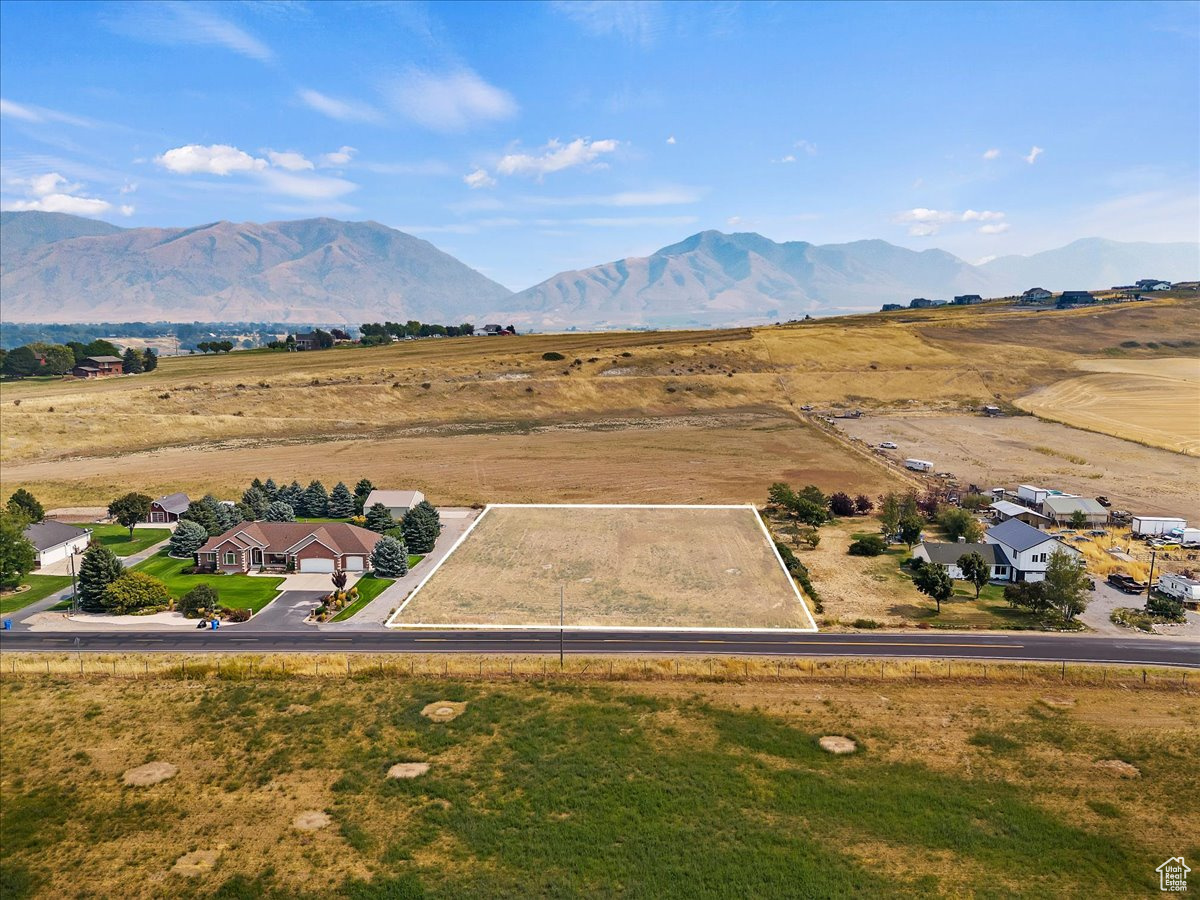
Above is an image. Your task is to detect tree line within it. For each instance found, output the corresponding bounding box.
[359,321,477,345]
[1,340,158,378]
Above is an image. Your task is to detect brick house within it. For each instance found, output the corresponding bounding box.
[147,492,190,523]
[195,521,383,574]
[72,355,124,378]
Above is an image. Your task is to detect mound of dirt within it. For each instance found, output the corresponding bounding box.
[819,736,857,755]
[172,850,219,877]
[123,761,178,786]
[1095,759,1140,778]
[387,762,431,779]
[1039,696,1077,709]
[293,811,331,831]
[422,701,467,723]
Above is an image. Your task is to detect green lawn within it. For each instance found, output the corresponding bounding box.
[408,554,424,569]
[331,575,396,622]
[132,551,283,613]
[86,524,172,557]
[0,575,73,615]
[295,516,354,524]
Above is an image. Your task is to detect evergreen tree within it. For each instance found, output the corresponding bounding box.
[6,488,44,522]
[250,477,266,494]
[78,544,124,612]
[402,501,442,554]
[365,502,395,533]
[328,481,356,518]
[264,500,295,522]
[354,478,375,514]
[280,480,304,513]
[142,348,158,372]
[168,520,209,557]
[180,500,220,537]
[263,478,279,499]
[0,511,36,590]
[121,347,144,374]
[370,535,409,577]
[304,480,329,517]
[241,486,269,519]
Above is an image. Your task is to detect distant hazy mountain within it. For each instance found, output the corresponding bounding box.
[499,231,1199,328]
[0,212,511,324]
[1,212,1194,327]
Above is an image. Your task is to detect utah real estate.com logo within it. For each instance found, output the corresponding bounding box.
[1158,857,1190,893]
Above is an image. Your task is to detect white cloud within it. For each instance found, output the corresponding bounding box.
[775,154,797,164]
[521,187,703,207]
[464,168,496,189]
[793,139,817,156]
[551,0,667,47]
[257,169,356,199]
[896,208,1007,236]
[119,181,138,195]
[565,215,698,228]
[496,138,619,178]
[975,254,997,265]
[978,223,1010,234]
[104,2,274,62]
[961,209,1005,222]
[727,215,743,227]
[666,135,676,144]
[1024,145,1044,164]
[155,143,267,175]
[982,148,1001,160]
[318,146,357,167]
[266,150,314,172]
[119,204,135,217]
[386,67,517,132]
[0,97,95,127]
[361,159,452,176]
[297,89,382,124]
[2,171,116,216]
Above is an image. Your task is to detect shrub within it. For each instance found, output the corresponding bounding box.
[829,492,856,517]
[774,540,821,611]
[905,556,925,571]
[542,351,566,361]
[848,535,887,557]
[851,618,882,629]
[1146,592,1186,621]
[178,584,218,618]
[220,607,252,623]
[102,572,170,615]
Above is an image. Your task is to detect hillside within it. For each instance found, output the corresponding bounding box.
[0,212,512,324]
[499,231,1198,328]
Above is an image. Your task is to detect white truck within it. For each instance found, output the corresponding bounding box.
[1131,516,1187,537]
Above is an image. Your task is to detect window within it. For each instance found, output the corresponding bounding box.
[223,551,237,565]
[995,566,1007,576]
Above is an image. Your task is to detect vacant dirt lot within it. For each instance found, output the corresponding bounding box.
[1017,357,1200,454]
[392,505,813,629]
[836,412,1200,520]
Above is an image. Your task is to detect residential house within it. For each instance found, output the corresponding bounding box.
[953,294,984,305]
[1135,279,1171,291]
[907,298,935,309]
[364,489,425,520]
[1041,495,1109,526]
[23,520,92,568]
[984,519,1081,582]
[72,355,123,378]
[988,500,1051,529]
[146,492,190,524]
[292,332,322,351]
[1057,291,1096,306]
[481,324,508,335]
[880,303,905,312]
[1020,287,1053,304]
[195,521,383,574]
[911,540,1012,581]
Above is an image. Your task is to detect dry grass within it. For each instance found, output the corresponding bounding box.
[392,505,812,629]
[1017,357,1200,454]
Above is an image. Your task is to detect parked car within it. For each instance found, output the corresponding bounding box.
[1088,530,1107,537]
[1150,540,1181,550]
[1096,496,1111,507]
[879,441,897,449]
[1107,573,1150,594]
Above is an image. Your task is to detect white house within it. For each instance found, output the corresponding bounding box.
[23,520,92,568]
[911,540,1012,581]
[363,489,425,520]
[1016,484,1050,507]
[984,519,1081,582]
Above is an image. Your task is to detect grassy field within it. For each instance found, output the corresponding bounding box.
[132,551,283,613]
[1017,357,1200,455]
[394,506,812,629]
[0,575,73,615]
[85,524,172,556]
[331,574,395,622]
[2,298,1196,511]
[0,665,1195,898]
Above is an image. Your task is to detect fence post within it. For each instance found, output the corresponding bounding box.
[1061,661,1066,681]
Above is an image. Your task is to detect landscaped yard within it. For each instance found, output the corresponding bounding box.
[331,574,396,622]
[132,551,283,613]
[86,524,172,557]
[0,575,73,615]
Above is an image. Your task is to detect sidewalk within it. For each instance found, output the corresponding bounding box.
[325,507,479,629]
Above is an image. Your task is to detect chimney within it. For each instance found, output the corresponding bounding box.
[957,536,966,543]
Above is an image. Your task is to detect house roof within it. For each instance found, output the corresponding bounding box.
[23,520,90,551]
[294,332,319,341]
[917,542,1010,567]
[1042,495,1107,516]
[985,518,1059,552]
[989,500,1050,520]
[153,491,190,514]
[197,521,382,558]
[365,489,424,509]
[1022,287,1050,295]
[86,355,123,363]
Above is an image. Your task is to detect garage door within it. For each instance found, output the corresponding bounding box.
[299,558,335,573]
[344,556,365,571]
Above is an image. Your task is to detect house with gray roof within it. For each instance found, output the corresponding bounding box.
[911,540,1012,581]
[988,500,1051,529]
[1040,495,1108,526]
[363,489,425,520]
[984,519,1081,582]
[23,520,92,568]
[146,492,190,524]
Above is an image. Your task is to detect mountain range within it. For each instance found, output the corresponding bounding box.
[1,211,1195,327]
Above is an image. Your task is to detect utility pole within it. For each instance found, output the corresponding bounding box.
[1146,549,1157,609]
[559,582,565,669]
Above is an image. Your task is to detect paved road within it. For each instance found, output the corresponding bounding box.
[2,630,1197,667]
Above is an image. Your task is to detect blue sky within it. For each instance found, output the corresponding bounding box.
[1,0,1196,290]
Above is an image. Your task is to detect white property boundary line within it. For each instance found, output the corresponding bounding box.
[385,503,819,633]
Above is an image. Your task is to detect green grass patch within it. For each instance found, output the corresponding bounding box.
[85,523,172,557]
[331,575,395,622]
[295,516,354,524]
[968,730,1021,752]
[0,575,73,615]
[132,550,283,613]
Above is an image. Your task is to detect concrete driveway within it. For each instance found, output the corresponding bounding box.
[241,590,328,632]
[262,572,359,592]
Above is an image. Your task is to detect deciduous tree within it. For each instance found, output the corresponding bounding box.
[878,493,901,538]
[957,552,989,598]
[108,492,152,537]
[913,564,953,613]
[938,507,983,543]
[829,492,855,517]
[7,489,44,522]
[1044,550,1090,621]
[898,513,924,549]
[854,495,874,515]
[0,511,36,590]
[178,583,218,619]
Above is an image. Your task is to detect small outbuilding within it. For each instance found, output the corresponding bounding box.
[1041,495,1109,526]
[363,489,426,520]
[147,492,190,524]
[988,500,1051,529]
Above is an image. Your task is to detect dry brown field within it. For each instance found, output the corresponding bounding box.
[1,297,1196,510]
[391,505,813,629]
[1017,357,1200,454]
[836,412,1200,520]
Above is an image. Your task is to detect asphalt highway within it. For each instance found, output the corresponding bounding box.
[2,630,1198,667]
